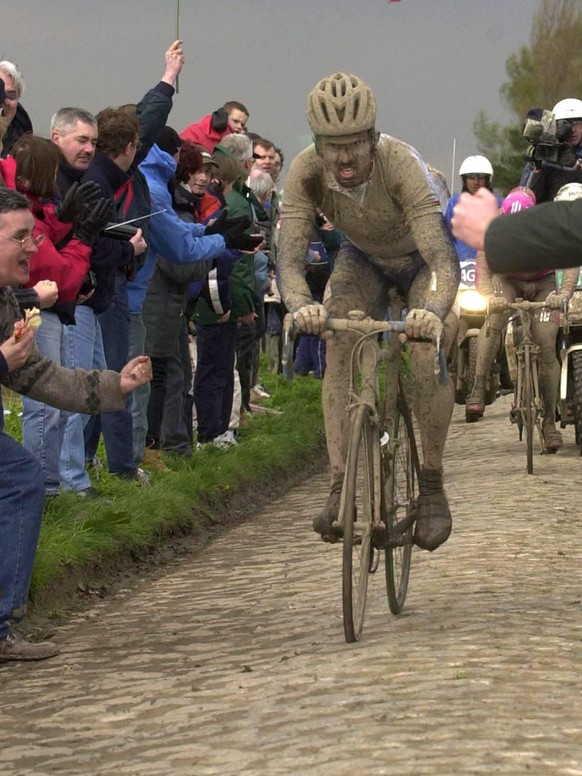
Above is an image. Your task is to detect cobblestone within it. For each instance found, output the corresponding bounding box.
[1,396,582,775]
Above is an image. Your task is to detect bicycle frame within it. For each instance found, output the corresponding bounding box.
[500,299,548,473]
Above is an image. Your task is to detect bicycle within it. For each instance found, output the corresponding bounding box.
[283,310,446,642]
[497,299,552,474]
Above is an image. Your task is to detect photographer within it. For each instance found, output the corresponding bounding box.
[522,98,582,203]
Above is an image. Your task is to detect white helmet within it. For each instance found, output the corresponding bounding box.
[554,182,582,201]
[552,98,582,121]
[459,155,494,178]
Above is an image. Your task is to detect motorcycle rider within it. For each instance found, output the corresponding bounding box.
[278,72,460,552]
[465,186,579,451]
[445,155,500,262]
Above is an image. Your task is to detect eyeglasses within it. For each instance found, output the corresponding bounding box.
[0,232,45,249]
[4,90,18,101]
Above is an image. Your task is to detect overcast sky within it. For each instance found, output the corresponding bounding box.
[4,0,538,192]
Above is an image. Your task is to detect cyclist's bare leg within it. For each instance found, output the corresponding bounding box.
[443,308,459,354]
[531,312,562,451]
[465,311,510,416]
[406,270,456,551]
[406,342,453,467]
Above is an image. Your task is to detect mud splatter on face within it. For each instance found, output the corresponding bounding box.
[318,131,375,189]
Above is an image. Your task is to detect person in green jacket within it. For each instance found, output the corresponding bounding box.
[193,145,258,447]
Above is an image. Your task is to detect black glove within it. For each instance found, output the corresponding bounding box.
[223,220,263,252]
[55,181,102,223]
[74,199,114,246]
[210,107,228,133]
[204,212,251,236]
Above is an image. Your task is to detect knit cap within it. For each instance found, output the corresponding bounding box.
[156,126,182,157]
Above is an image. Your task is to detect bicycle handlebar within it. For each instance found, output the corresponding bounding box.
[327,316,449,385]
[487,298,564,316]
[282,313,448,384]
[500,300,553,311]
[326,317,406,334]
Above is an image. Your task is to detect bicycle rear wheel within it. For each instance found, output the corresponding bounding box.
[341,404,380,643]
[524,347,534,474]
[384,394,419,614]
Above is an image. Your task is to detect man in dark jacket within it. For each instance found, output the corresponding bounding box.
[451,187,582,274]
[77,108,149,481]
[77,41,185,479]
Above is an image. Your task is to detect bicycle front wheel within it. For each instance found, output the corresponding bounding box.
[341,404,380,643]
[384,395,419,614]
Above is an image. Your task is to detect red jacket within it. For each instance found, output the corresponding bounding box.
[180,114,233,153]
[0,157,91,302]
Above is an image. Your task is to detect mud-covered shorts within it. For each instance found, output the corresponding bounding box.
[323,237,433,319]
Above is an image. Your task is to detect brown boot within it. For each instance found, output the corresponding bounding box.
[414,468,452,551]
[142,448,170,472]
[542,420,563,453]
[465,378,486,422]
[0,631,60,662]
[313,479,344,542]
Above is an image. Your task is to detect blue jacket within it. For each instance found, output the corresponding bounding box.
[445,192,502,262]
[129,144,226,313]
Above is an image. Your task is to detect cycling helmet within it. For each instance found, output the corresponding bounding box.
[552,98,582,121]
[554,182,582,201]
[306,72,376,136]
[459,155,494,178]
[501,187,536,214]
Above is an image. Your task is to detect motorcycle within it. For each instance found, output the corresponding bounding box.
[557,281,582,450]
[452,260,506,419]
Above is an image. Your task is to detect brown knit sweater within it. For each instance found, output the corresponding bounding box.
[0,286,125,414]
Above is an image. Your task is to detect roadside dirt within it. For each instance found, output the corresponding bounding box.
[23,448,326,640]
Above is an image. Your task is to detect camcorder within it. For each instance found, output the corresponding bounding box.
[523,108,577,168]
[101,209,167,240]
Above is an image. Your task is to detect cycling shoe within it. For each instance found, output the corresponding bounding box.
[414,468,452,551]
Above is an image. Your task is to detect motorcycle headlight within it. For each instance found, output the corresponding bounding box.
[459,289,487,313]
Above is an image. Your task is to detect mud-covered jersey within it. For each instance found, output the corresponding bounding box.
[278,134,459,317]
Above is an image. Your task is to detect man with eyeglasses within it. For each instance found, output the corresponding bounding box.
[0,61,33,158]
[0,188,153,662]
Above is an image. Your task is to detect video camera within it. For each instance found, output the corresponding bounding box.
[523,108,577,167]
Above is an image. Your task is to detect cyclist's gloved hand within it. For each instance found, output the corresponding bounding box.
[486,293,508,313]
[545,291,569,310]
[74,198,114,246]
[293,303,329,336]
[55,181,102,223]
[405,308,443,340]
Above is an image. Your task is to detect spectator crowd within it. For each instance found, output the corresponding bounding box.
[0,41,346,661]
[0,40,322,492]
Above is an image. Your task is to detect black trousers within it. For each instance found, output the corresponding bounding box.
[194,322,237,442]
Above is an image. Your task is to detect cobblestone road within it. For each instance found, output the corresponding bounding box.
[2,396,582,776]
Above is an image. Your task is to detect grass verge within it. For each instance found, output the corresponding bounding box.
[4,372,324,615]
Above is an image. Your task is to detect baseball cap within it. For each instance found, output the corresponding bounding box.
[191,143,219,168]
